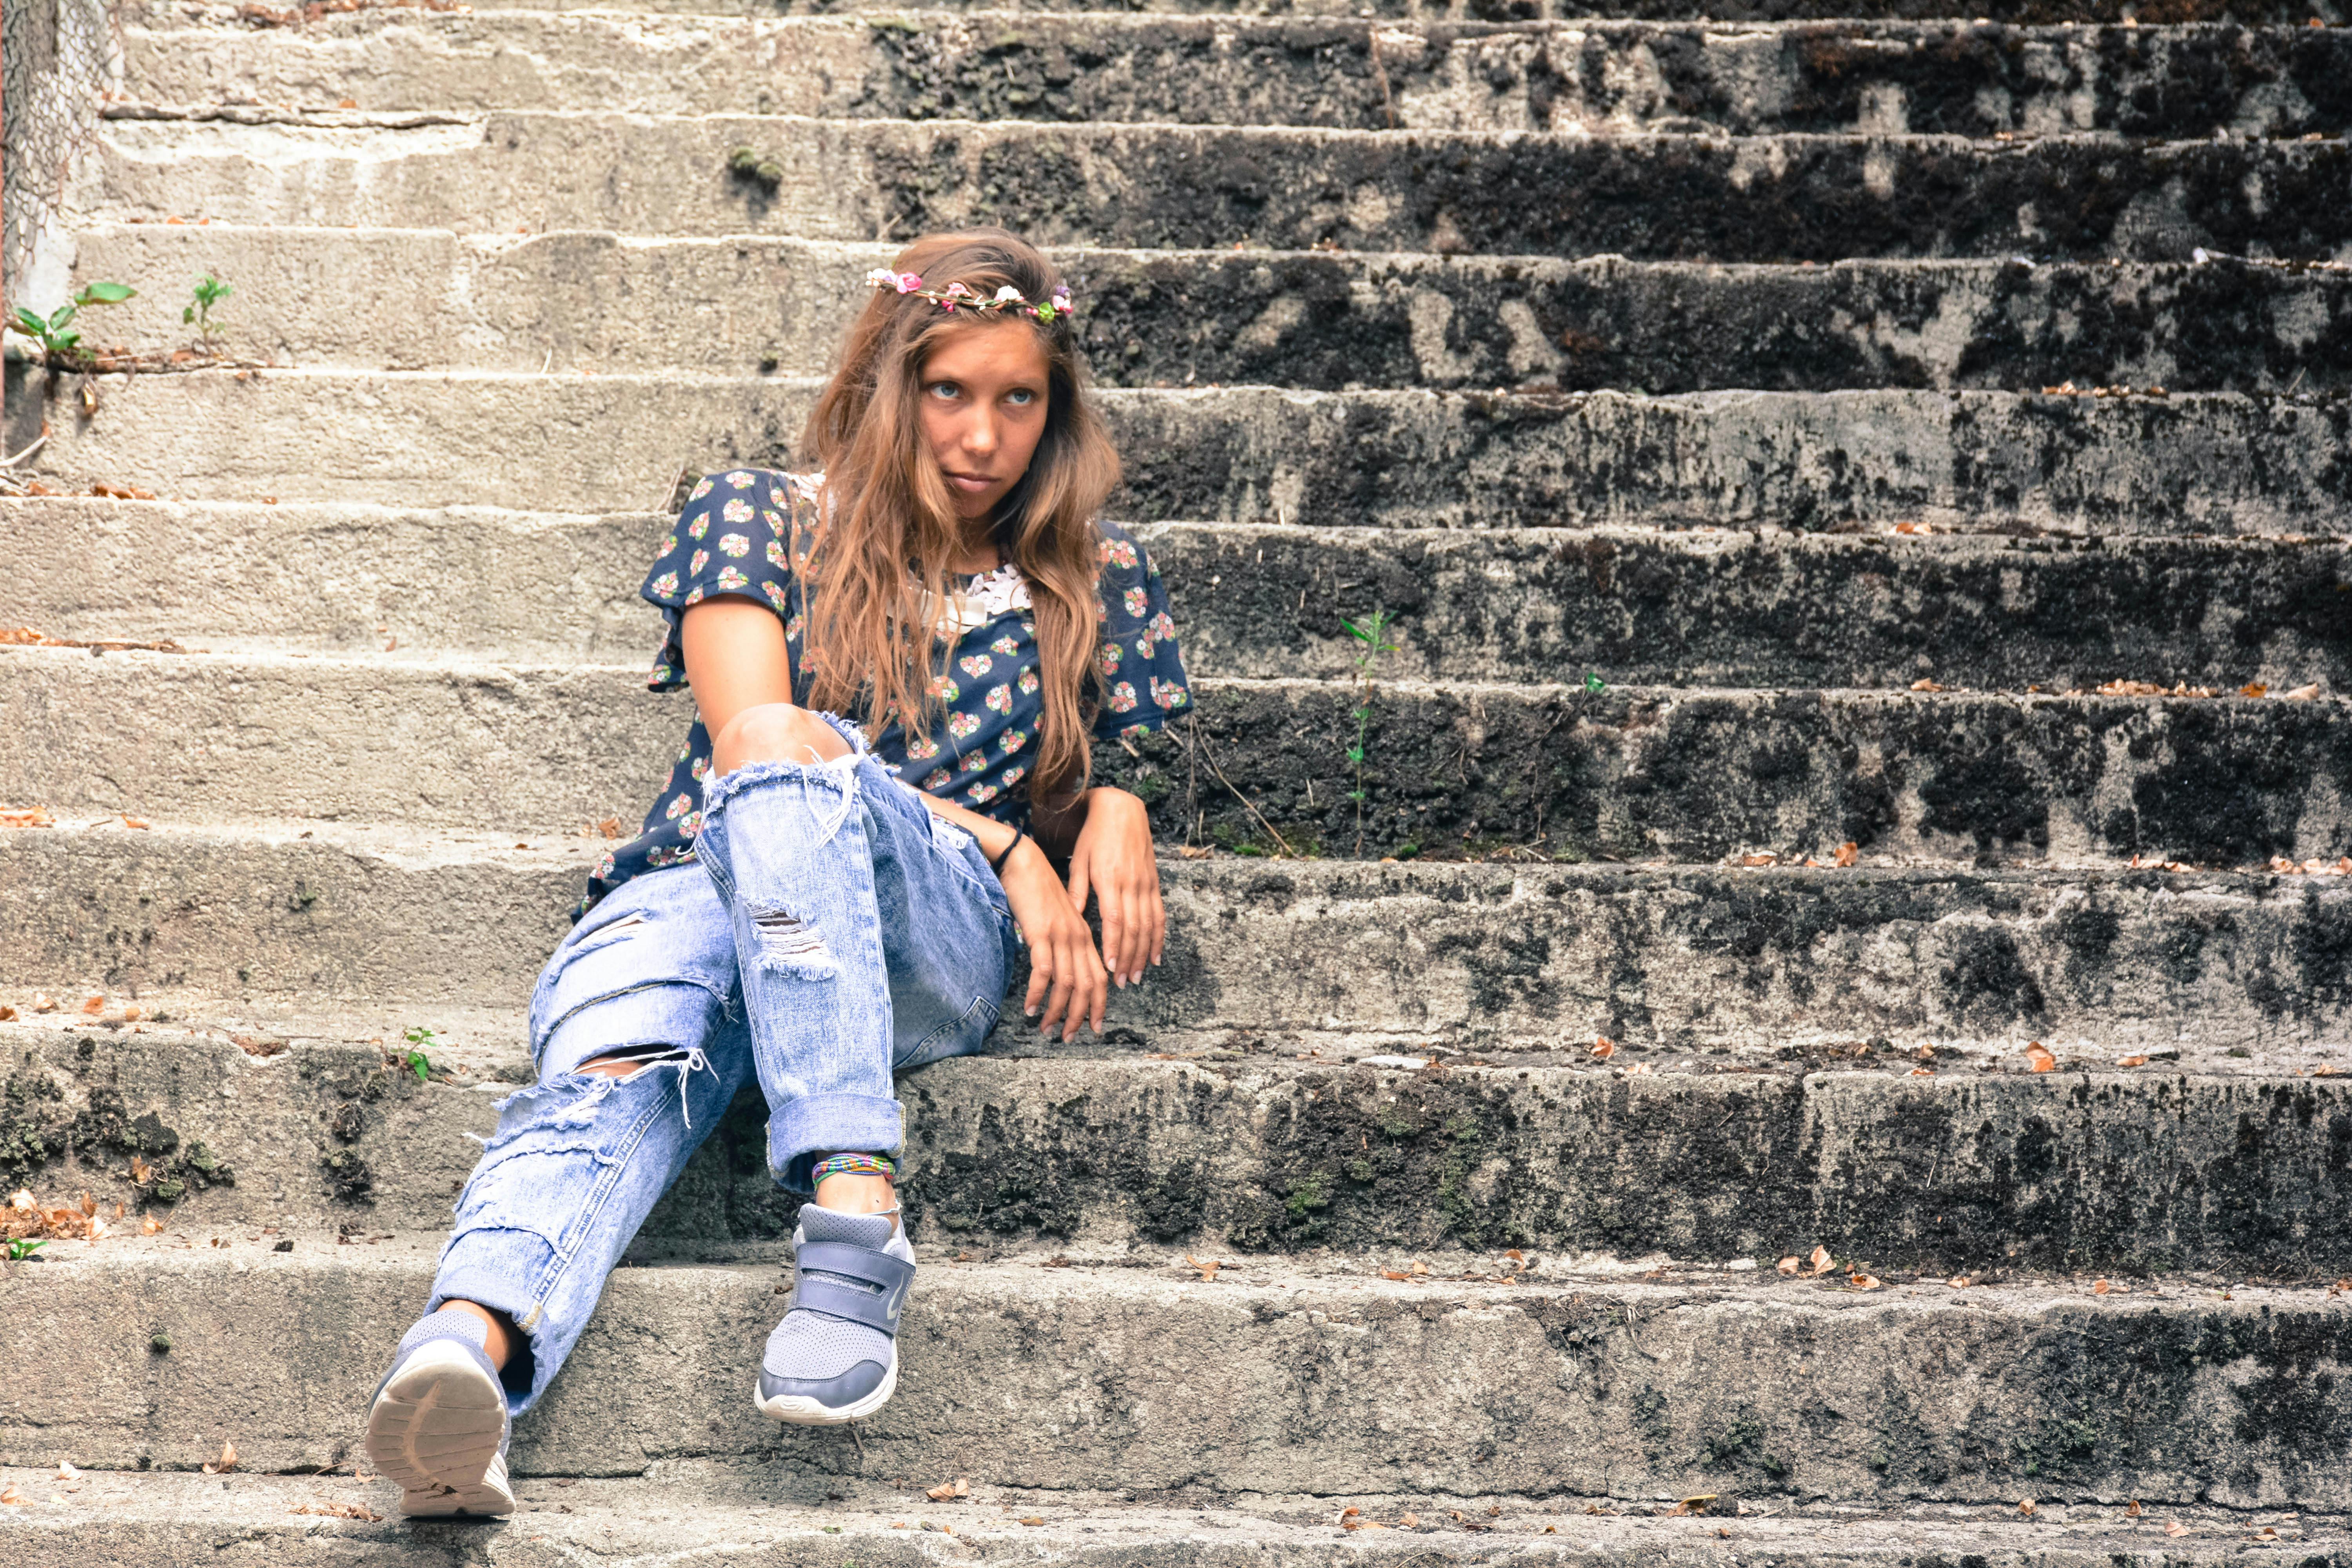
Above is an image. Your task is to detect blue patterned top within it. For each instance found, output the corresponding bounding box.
[578,466,1192,916]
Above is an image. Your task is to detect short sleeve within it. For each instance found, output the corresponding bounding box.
[639,467,810,693]
[1090,521,1192,741]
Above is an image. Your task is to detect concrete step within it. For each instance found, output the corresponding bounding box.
[188,0,2352,26]
[117,14,2352,140]
[0,1473,2328,1568]
[3,1018,2348,1270]
[11,370,2345,529]
[7,645,2349,861]
[13,501,2349,689]
[65,224,2352,393]
[83,112,2352,261]
[3,1239,2348,1503]
[2,819,2344,1051]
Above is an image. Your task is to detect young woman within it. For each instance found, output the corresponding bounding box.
[361,229,1192,1516]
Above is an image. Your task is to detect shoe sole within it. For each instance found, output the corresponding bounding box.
[363,1339,516,1517]
[753,1357,899,1426]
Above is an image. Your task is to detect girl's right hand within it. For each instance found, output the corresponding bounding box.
[999,839,1107,1041]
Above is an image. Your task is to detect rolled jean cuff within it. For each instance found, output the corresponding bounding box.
[769,1090,903,1195]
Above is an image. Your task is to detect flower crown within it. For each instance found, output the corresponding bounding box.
[866,268,1073,323]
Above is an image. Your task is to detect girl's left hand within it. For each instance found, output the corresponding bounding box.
[1064,788,1165,987]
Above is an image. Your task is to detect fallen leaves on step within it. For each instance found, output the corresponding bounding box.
[1833,842,1858,867]
[0,806,56,829]
[1909,678,1944,691]
[0,1006,12,1022]
[1808,1245,1834,1276]
[2025,1042,2058,1073]
[80,994,104,1016]
[2269,857,2352,876]
[202,1439,237,1475]
[2018,1499,2037,1517]
[2094,1278,2111,1295]
[2118,1054,2148,1067]
[1175,844,1214,859]
[53,1461,78,1483]
[925,1477,969,1502]
[1020,1517,1044,1526]
[292,1502,381,1521]
[1775,1255,1800,1274]
[1398,1513,1421,1528]
[1590,1037,1615,1059]
[2098,679,2214,698]
[1183,1254,1220,1282]
[231,1033,287,1058]
[2126,1499,2143,1518]
[1847,1272,1883,1290]
[0,1488,20,1506]
[0,626,184,654]
[140,1216,163,1234]
[1947,1276,1972,1288]
[2165,1520,2190,1537]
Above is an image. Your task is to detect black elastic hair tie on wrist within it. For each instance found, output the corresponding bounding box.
[989,828,1026,875]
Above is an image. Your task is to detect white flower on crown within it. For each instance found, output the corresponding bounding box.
[993,286,1024,304]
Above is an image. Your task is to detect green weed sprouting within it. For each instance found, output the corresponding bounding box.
[401,1025,439,1082]
[7,1238,44,1261]
[1339,608,1402,857]
[183,274,232,342]
[11,281,135,366]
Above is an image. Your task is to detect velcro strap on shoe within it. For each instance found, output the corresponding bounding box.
[790,1241,916,1337]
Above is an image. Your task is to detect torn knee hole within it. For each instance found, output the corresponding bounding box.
[751,906,831,963]
[575,1045,691,1080]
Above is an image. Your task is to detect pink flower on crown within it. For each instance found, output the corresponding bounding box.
[863,268,924,293]
[939,281,975,312]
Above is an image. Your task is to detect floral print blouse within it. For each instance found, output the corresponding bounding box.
[577,466,1192,917]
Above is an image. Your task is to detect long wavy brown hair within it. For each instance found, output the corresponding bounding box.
[796,229,1119,806]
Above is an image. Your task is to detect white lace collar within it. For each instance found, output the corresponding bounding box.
[924,561,1031,636]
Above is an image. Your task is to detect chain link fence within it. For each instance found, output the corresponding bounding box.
[5,0,122,310]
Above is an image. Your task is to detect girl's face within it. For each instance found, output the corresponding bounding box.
[917,321,1052,524]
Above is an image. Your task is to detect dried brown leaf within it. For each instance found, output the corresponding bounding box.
[1399,1514,1421,1528]
[1847,1272,1883,1290]
[1833,842,1858,867]
[1807,1245,1834,1276]
[202,1438,237,1475]
[79,994,104,1016]
[1909,678,1944,691]
[0,806,56,829]
[2093,1278,2111,1295]
[1183,1254,1220,1283]
[1380,1269,1410,1281]
[924,1477,969,1502]
[1775,1255,1800,1275]
[2165,1520,2189,1537]
[2018,1499,2036,1517]
[2026,1042,2058,1073]
[2118,1055,2148,1067]
[2126,1499,2143,1517]
[1590,1038,1615,1059]
[2283,684,2321,701]
[30,993,55,1012]
[292,1502,381,1521]
[1020,1517,1044,1526]
[2241,684,2269,698]
[0,1007,14,1023]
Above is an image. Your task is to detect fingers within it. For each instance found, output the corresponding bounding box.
[1098,875,1133,987]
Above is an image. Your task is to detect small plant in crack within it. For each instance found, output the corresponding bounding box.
[11,281,135,369]
[1340,607,1402,856]
[399,1026,439,1083]
[7,1238,44,1261]
[727,145,785,192]
[183,273,232,344]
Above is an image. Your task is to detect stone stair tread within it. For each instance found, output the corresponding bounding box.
[4,1236,2347,1499]
[62,223,2352,392]
[114,10,2352,140]
[0,1465,2329,1562]
[86,111,2352,259]
[9,498,2350,687]
[13,373,2342,528]
[3,1014,2344,1265]
[4,815,2344,1051]
[9,643,2347,860]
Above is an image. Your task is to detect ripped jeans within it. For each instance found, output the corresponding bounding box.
[426,714,1020,1414]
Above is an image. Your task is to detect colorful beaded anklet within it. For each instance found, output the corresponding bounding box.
[811,1152,898,1183]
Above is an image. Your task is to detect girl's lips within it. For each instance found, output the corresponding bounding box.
[946,472,996,493]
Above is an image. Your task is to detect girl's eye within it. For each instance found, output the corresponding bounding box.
[928,381,961,399]
[1004,388,1037,407]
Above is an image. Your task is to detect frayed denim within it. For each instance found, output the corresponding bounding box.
[427,711,1019,1415]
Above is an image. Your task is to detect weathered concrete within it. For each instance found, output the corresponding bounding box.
[5,1242,2352,1503]
[116,14,2352,140]
[11,501,2347,687]
[11,370,2347,530]
[66,223,2352,392]
[2,824,2345,1051]
[7,646,2347,859]
[83,113,2352,261]
[7,1021,2352,1272]
[0,1468,2332,1567]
